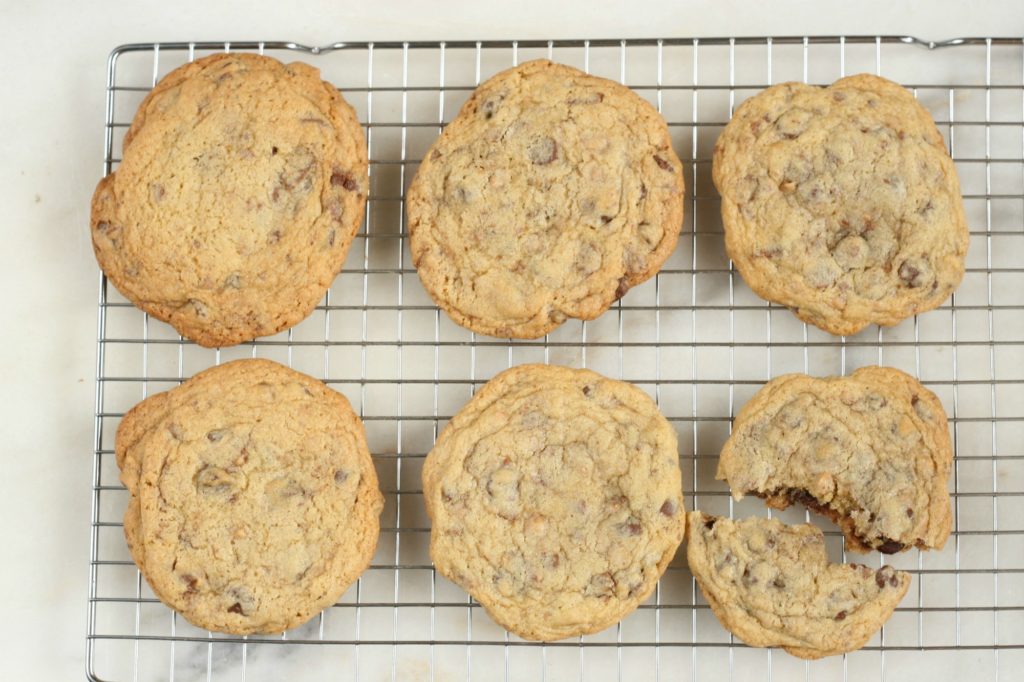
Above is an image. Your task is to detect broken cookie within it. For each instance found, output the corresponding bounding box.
[717,366,953,553]
[687,512,910,659]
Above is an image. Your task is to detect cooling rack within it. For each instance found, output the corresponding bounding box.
[87,36,1024,681]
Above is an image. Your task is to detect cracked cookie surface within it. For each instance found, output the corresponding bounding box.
[717,366,952,553]
[686,512,910,659]
[91,53,368,347]
[423,364,685,640]
[713,74,968,336]
[407,60,685,338]
[117,359,383,634]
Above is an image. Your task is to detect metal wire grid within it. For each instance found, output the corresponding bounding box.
[86,37,1024,681]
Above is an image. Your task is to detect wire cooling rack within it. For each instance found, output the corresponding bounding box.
[87,36,1024,682]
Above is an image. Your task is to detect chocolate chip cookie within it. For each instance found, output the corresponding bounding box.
[407,60,685,338]
[713,74,968,336]
[687,512,910,659]
[423,364,685,640]
[717,366,952,553]
[117,358,383,634]
[91,53,368,347]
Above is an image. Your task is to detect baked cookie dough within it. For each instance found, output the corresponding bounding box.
[423,364,685,640]
[116,358,383,634]
[91,53,368,347]
[687,512,910,659]
[408,59,685,338]
[713,74,968,335]
[717,366,952,553]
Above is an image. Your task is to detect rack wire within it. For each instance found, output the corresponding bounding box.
[87,36,1024,681]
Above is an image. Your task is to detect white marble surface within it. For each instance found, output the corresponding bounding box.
[2,1,1022,680]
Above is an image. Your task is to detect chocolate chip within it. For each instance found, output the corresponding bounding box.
[267,477,306,500]
[600,215,613,224]
[898,261,921,286]
[653,155,671,171]
[703,515,718,530]
[480,95,504,119]
[875,565,901,589]
[911,394,935,421]
[786,488,830,516]
[334,469,350,484]
[772,577,785,589]
[206,429,228,442]
[614,277,630,300]
[835,610,847,621]
[586,572,615,597]
[181,574,199,595]
[898,130,906,140]
[331,171,358,191]
[227,602,244,614]
[195,465,236,495]
[567,92,604,105]
[528,137,558,165]
[620,518,643,536]
[906,508,914,518]
[877,539,905,554]
[271,146,279,155]
[659,500,677,517]
[268,230,282,245]
[582,385,594,396]
[754,246,783,260]
[607,495,628,511]
[96,221,111,233]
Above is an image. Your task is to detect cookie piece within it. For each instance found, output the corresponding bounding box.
[91,53,368,347]
[408,59,684,338]
[717,366,952,553]
[423,364,685,640]
[117,359,383,634]
[687,512,910,659]
[713,74,968,335]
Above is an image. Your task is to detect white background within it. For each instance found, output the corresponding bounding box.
[1,1,1021,679]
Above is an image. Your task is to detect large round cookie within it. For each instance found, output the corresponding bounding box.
[91,53,368,347]
[717,366,952,554]
[407,60,685,338]
[713,74,968,336]
[117,359,383,634]
[687,512,910,659]
[423,364,685,640]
